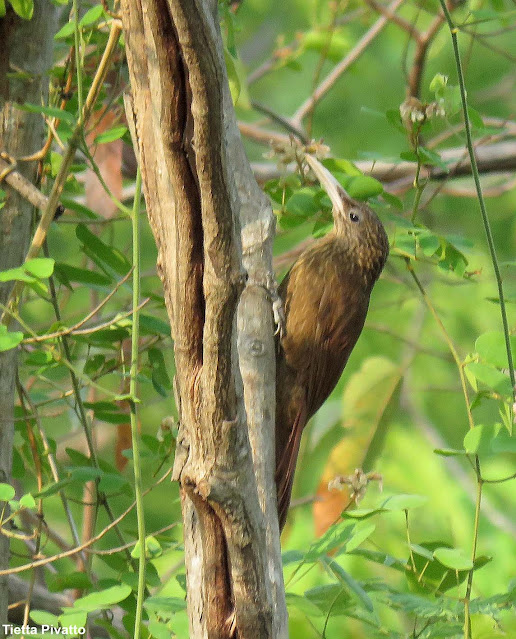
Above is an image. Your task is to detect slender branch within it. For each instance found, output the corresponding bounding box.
[292,0,405,127]
[407,262,475,431]
[130,168,146,639]
[23,268,134,343]
[365,0,421,39]
[407,13,445,98]
[0,468,172,576]
[438,0,515,398]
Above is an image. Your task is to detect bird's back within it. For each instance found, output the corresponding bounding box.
[275,234,372,529]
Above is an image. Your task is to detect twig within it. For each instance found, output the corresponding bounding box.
[406,262,475,431]
[292,0,405,127]
[438,0,515,397]
[365,0,421,39]
[0,468,173,576]
[23,269,134,343]
[407,13,445,98]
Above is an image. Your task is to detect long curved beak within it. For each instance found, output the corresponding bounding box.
[304,155,353,219]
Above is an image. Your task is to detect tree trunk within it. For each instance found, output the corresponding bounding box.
[0,3,56,634]
[121,0,288,636]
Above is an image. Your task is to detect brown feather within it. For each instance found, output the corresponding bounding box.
[275,199,388,531]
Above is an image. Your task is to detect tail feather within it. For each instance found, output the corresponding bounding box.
[275,407,306,530]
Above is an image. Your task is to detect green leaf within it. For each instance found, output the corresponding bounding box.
[304,584,351,616]
[418,232,440,256]
[346,175,383,200]
[225,47,240,104]
[475,331,516,369]
[94,125,128,145]
[29,610,59,627]
[429,73,448,95]
[285,188,321,218]
[0,483,15,501]
[54,21,75,40]
[131,536,162,559]
[98,473,130,493]
[8,0,33,19]
[0,0,6,18]
[304,520,355,561]
[59,609,87,630]
[463,424,502,456]
[285,592,323,616]
[73,584,132,612]
[17,103,75,124]
[343,523,376,554]
[79,3,104,27]
[0,326,24,352]
[381,191,403,210]
[322,158,361,177]
[59,197,98,219]
[466,362,512,396]
[24,257,55,278]
[148,347,172,397]
[490,430,516,453]
[349,548,406,571]
[418,146,448,171]
[48,572,92,593]
[400,150,418,163]
[380,493,428,511]
[76,224,131,275]
[0,265,35,283]
[143,596,187,613]
[19,493,36,509]
[386,109,405,133]
[54,263,112,288]
[33,478,72,499]
[433,547,473,571]
[467,106,485,130]
[139,314,171,337]
[324,558,374,612]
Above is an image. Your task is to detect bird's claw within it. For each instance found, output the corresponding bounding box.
[266,273,286,340]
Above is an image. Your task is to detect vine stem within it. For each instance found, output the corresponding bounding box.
[130,169,146,639]
[407,262,475,431]
[437,0,515,400]
[436,5,512,636]
[463,457,482,639]
[73,0,84,115]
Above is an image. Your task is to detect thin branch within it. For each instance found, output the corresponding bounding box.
[292,0,405,127]
[0,468,172,577]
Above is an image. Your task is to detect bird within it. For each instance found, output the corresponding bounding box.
[275,155,389,531]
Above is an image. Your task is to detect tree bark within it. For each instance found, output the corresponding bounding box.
[0,3,56,634]
[121,0,287,637]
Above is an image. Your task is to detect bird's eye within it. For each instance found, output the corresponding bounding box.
[349,211,360,223]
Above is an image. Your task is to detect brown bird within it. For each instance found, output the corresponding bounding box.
[275,155,389,530]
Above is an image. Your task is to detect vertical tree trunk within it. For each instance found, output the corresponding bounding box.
[122,0,288,636]
[0,2,56,633]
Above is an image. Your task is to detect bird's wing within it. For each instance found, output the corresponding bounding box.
[275,254,369,528]
[281,257,368,419]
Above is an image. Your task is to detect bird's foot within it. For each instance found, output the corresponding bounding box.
[265,273,286,340]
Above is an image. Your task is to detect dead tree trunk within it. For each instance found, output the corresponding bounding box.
[121,0,287,637]
[0,2,56,634]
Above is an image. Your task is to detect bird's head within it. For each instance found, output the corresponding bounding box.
[305,155,389,284]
